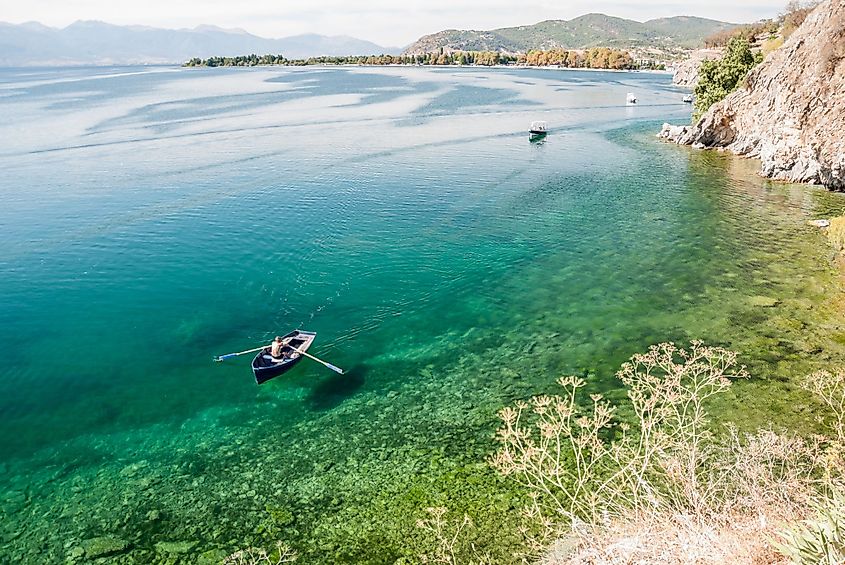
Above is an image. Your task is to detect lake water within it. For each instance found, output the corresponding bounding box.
[1,65,845,563]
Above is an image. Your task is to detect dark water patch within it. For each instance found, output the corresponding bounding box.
[0,66,196,110]
[412,84,538,118]
[306,364,367,411]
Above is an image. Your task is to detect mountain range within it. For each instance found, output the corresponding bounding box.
[0,20,397,66]
[403,14,737,54]
[0,14,738,67]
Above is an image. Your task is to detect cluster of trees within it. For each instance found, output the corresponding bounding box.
[184,54,286,67]
[519,47,638,69]
[521,48,665,70]
[183,48,668,71]
[694,37,763,120]
[184,51,520,68]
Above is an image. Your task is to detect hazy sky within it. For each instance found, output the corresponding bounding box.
[3,0,785,46]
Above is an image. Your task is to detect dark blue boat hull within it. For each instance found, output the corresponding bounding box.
[251,330,315,384]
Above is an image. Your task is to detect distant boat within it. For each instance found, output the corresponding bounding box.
[682,95,693,104]
[251,330,316,384]
[529,120,548,138]
[626,93,638,105]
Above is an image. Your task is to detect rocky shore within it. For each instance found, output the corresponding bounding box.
[660,0,845,190]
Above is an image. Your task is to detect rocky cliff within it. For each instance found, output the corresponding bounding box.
[672,49,723,87]
[660,0,845,189]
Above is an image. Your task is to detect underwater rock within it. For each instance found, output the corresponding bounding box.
[119,461,148,478]
[1,490,27,514]
[749,296,781,308]
[155,540,197,554]
[81,536,129,558]
[809,219,831,228]
[197,548,229,564]
[268,506,295,526]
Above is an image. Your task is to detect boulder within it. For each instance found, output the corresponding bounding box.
[81,536,129,558]
[155,540,197,554]
[809,219,831,228]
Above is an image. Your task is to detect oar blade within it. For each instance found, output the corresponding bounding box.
[213,344,269,364]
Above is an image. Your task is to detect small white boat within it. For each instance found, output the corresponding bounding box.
[529,120,548,137]
[682,95,693,104]
[626,93,637,105]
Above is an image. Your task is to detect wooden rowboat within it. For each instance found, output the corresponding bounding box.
[251,330,316,384]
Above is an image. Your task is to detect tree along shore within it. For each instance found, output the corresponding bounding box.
[183,48,665,71]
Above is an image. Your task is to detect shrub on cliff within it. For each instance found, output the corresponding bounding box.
[693,37,763,121]
[782,0,821,38]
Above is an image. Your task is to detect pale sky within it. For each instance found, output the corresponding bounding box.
[2,0,785,47]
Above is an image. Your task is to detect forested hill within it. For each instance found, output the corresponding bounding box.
[404,14,737,55]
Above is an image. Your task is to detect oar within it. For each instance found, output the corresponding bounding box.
[290,346,344,374]
[214,344,269,362]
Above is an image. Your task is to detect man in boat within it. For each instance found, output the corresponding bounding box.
[270,336,289,359]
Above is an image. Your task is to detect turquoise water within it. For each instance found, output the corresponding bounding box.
[1,66,845,563]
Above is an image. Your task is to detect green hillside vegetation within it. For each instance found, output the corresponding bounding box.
[411,30,522,53]
[647,16,743,46]
[404,13,738,55]
[694,37,763,120]
[495,14,655,49]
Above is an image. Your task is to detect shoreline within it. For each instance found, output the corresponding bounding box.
[181,62,672,74]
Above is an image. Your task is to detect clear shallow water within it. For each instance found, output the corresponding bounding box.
[1,66,845,563]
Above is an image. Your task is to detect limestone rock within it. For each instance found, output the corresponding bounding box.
[81,536,129,558]
[658,123,692,143]
[672,48,723,87]
[155,540,197,554]
[661,0,845,190]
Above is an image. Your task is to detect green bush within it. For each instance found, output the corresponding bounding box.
[775,489,845,565]
[693,37,763,121]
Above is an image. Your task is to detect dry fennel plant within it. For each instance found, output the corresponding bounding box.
[491,342,748,529]
[223,541,297,565]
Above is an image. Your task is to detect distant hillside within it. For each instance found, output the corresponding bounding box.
[404,14,737,55]
[0,21,397,66]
